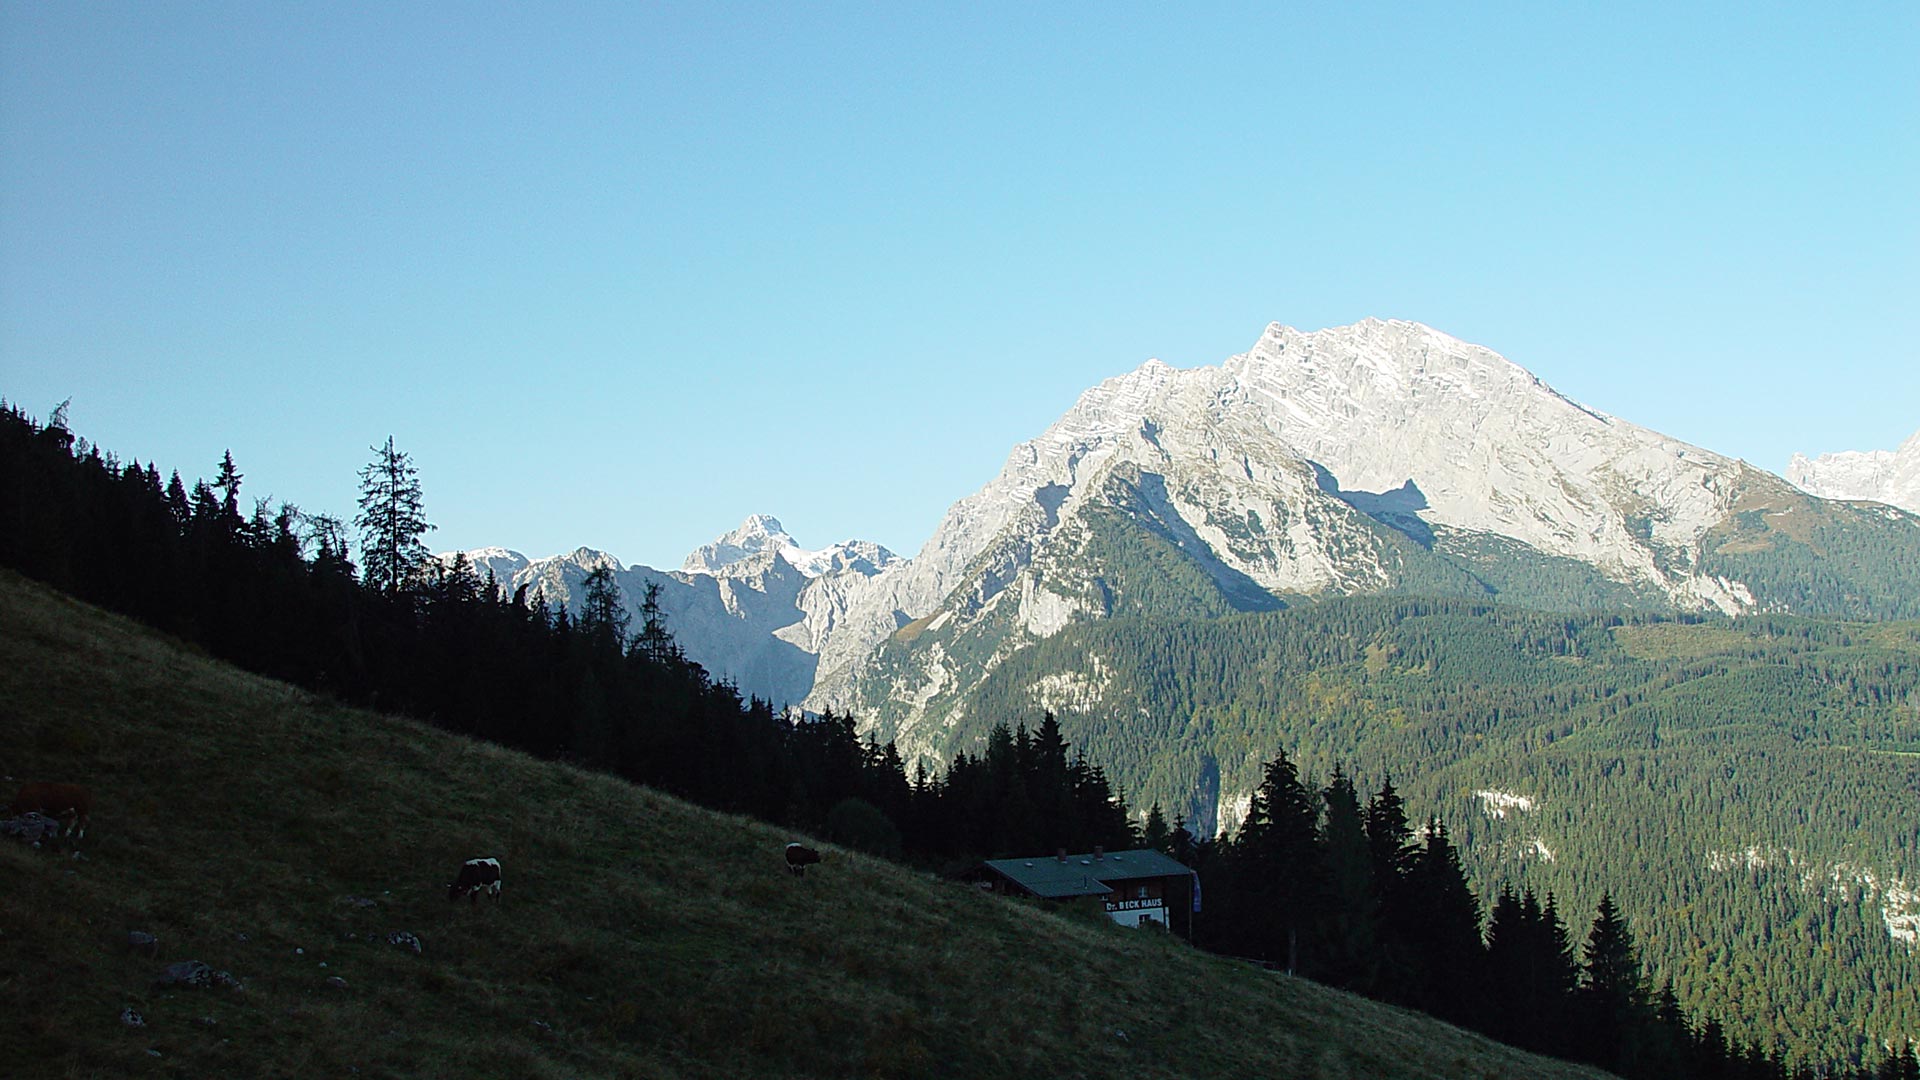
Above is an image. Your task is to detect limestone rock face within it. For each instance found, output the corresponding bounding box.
[449,319,1898,728]
[1787,428,1920,513]
[801,320,1776,746]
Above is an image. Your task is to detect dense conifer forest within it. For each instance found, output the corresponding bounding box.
[4,400,1917,1079]
[955,599,1920,1065]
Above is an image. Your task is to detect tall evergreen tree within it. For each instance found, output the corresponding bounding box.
[1234,749,1322,971]
[579,564,631,655]
[1580,892,1646,1071]
[213,449,243,528]
[353,436,433,595]
[1141,802,1171,855]
[1317,765,1378,990]
[1403,819,1485,1026]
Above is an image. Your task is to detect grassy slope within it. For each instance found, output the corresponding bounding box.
[0,570,1613,1080]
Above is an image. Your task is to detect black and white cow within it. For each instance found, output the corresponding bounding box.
[448,857,503,904]
[785,843,822,876]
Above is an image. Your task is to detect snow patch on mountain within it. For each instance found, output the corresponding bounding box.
[1787,428,1920,513]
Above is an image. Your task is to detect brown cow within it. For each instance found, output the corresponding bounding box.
[8,783,91,843]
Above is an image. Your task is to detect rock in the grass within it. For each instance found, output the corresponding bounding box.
[157,960,214,987]
[156,961,243,991]
[193,1016,218,1029]
[126,930,160,954]
[325,976,349,990]
[0,811,60,845]
[530,1019,556,1039]
[120,1006,145,1028]
[386,931,422,955]
[343,895,378,909]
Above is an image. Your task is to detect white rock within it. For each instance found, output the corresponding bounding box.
[1787,428,1920,513]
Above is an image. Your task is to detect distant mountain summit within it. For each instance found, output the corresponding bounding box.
[440,519,898,708]
[682,514,899,578]
[1787,428,1920,513]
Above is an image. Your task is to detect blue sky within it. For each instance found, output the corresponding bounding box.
[4,3,1915,567]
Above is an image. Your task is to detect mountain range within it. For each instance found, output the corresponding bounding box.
[447,319,1920,744]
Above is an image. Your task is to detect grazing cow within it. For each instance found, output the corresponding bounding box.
[785,843,822,876]
[8,783,91,843]
[448,857,503,904]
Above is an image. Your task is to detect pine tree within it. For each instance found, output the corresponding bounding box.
[353,436,433,595]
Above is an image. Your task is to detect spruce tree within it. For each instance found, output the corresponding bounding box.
[1404,819,1486,1026]
[353,436,433,595]
[1235,749,1322,971]
[580,563,630,655]
[1580,892,1645,1070]
[1317,765,1378,990]
[213,449,243,528]
[1141,802,1171,855]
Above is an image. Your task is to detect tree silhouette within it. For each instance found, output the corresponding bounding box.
[354,436,433,594]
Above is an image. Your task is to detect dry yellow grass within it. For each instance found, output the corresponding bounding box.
[0,569,1616,1079]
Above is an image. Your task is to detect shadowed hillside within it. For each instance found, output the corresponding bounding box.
[0,570,1615,1079]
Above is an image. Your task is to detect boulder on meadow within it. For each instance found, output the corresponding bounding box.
[156,960,243,991]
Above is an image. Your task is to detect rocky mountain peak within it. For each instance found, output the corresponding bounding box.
[1787,428,1920,513]
[682,515,899,580]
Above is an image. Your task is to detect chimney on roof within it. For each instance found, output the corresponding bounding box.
[1094,845,1104,860]
[1056,848,1067,862]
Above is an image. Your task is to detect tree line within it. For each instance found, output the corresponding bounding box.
[0,402,1138,865]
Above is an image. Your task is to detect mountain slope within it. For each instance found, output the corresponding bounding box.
[941,599,1920,1063]
[0,569,1614,1080]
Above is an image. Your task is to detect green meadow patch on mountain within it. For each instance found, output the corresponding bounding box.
[0,570,1615,1080]
[945,599,1920,1063]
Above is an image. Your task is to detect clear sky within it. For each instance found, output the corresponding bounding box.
[4,3,1915,568]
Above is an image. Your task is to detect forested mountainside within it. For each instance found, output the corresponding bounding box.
[926,598,1920,1063]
